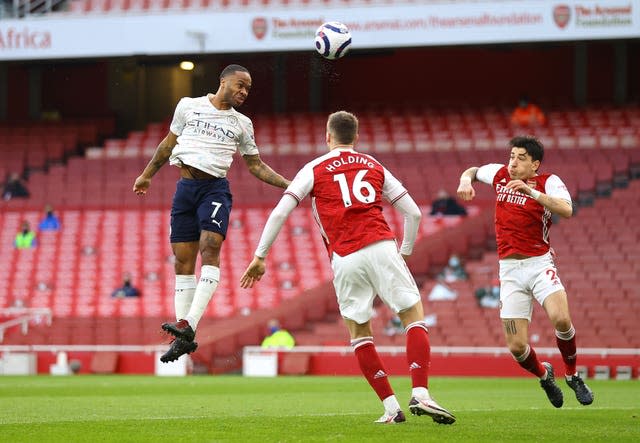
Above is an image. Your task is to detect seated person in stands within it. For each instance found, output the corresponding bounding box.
[427,278,458,301]
[38,204,61,231]
[15,220,37,249]
[430,189,467,216]
[261,319,295,349]
[510,95,546,127]
[383,315,404,336]
[474,279,501,308]
[437,254,468,283]
[3,172,30,200]
[111,274,140,298]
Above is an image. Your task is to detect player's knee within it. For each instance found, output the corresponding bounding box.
[507,340,528,357]
[174,256,196,274]
[199,247,221,266]
[397,303,424,326]
[554,317,572,332]
[199,233,223,261]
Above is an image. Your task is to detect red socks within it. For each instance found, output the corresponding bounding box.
[556,326,577,376]
[515,345,547,378]
[405,321,430,389]
[352,338,394,401]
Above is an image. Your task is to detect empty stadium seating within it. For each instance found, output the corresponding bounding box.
[1,106,639,355]
[64,0,424,15]
[296,180,640,349]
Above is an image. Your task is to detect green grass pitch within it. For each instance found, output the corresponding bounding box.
[0,375,638,442]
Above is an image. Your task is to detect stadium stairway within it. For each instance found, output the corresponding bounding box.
[282,173,640,352]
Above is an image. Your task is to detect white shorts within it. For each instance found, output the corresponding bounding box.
[331,240,421,324]
[498,251,565,321]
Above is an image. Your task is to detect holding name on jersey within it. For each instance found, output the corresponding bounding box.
[315,21,352,60]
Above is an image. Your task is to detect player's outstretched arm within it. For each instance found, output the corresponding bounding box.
[240,256,266,289]
[133,132,178,195]
[457,167,479,201]
[240,194,298,288]
[242,154,291,189]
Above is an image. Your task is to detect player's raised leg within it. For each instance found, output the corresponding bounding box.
[163,231,223,341]
[159,238,199,361]
[161,273,200,362]
[544,290,594,405]
[160,337,198,363]
[503,317,563,407]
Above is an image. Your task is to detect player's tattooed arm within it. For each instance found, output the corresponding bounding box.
[533,193,573,219]
[243,154,291,189]
[133,132,177,195]
[145,134,177,176]
[460,166,479,183]
[457,167,479,201]
[505,180,573,219]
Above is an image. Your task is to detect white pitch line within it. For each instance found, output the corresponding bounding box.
[1,406,637,425]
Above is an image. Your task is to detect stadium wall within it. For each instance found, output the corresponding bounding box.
[5,348,638,378]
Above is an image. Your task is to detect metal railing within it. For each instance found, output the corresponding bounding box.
[5,0,67,18]
[0,307,52,342]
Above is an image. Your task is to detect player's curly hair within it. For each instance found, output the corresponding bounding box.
[509,135,544,163]
[327,111,359,145]
[220,64,250,80]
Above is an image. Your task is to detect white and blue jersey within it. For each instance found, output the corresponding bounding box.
[169,94,259,178]
[168,94,258,242]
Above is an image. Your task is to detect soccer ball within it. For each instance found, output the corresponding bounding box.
[315,21,352,60]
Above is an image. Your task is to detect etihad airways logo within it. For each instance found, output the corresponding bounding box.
[0,27,51,49]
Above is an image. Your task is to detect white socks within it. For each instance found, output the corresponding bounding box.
[412,387,429,400]
[174,275,197,321]
[184,265,220,330]
[382,395,401,414]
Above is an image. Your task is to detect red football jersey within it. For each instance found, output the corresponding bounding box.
[285,148,408,257]
[477,164,571,259]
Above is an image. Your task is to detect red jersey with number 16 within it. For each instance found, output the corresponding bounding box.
[476,164,572,259]
[285,148,409,257]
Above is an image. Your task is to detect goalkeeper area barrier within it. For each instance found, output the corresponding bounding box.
[0,344,638,379]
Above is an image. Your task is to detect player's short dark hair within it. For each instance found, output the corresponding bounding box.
[220,64,250,80]
[509,135,544,163]
[327,111,359,144]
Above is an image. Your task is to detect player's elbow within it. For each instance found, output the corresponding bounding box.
[248,164,262,178]
[408,208,422,225]
[270,208,289,225]
[558,203,573,219]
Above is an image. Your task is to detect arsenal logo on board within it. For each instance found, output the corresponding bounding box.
[252,17,268,40]
[553,4,571,29]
